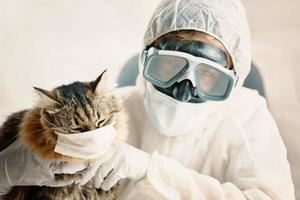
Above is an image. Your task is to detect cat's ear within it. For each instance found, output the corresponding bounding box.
[33,87,61,106]
[90,69,108,95]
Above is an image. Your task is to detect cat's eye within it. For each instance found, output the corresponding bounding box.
[96,119,105,127]
[96,119,107,128]
[70,127,86,133]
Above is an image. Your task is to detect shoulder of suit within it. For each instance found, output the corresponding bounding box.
[231,87,267,110]
[226,87,270,123]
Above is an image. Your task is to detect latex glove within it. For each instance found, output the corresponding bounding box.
[96,143,150,191]
[0,138,88,188]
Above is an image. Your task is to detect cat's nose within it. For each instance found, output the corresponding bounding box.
[80,126,90,132]
[89,125,97,131]
[81,125,97,132]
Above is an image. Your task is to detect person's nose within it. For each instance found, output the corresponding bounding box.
[172,80,193,102]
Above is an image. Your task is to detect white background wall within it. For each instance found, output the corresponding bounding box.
[0,0,299,198]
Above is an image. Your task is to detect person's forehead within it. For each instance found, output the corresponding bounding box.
[176,31,227,54]
[159,31,233,68]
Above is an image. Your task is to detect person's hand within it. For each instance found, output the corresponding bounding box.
[0,138,88,187]
[80,143,150,191]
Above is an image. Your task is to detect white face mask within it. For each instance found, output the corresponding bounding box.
[54,123,116,159]
[143,83,217,136]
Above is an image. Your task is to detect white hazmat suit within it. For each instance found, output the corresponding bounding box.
[0,0,295,199]
[115,0,295,199]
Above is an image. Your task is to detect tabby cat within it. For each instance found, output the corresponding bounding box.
[0,70,128,200]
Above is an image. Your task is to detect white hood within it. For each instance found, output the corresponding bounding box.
[138,0,252,88]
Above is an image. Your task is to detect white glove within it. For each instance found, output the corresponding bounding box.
[94,143,150,191]
[78,143,150,191]
[0,139,89,188]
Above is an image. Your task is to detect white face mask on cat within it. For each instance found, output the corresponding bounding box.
[54,123,116,159]
[143,82,217,136]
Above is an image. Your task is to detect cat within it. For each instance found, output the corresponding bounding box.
[0,70,128,200]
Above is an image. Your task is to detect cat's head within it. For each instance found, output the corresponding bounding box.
[34,70,123,134]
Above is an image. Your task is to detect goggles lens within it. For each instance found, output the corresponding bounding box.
[196,64,231,97]
[144,55,187,86]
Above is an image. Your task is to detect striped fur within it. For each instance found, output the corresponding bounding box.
[0,71,128,200]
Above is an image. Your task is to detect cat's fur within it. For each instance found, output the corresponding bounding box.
[0,70,128,200]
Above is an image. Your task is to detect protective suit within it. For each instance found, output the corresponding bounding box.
[115,0,295,199]
[0,0,295,199]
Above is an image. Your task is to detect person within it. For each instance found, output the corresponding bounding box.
[81,0,295,199]
[0,0,295,199]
